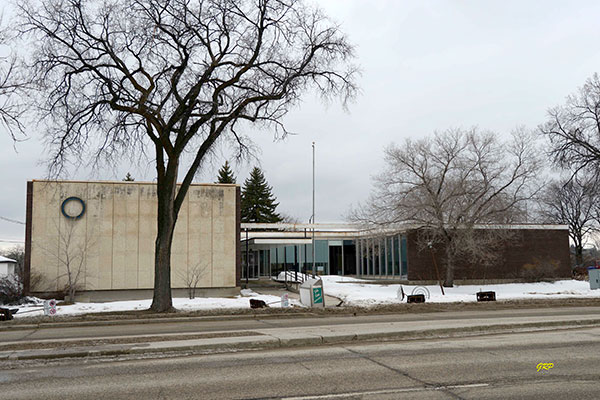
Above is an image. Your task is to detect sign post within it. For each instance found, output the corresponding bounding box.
[43,299,57,316]
[281,293,290,308]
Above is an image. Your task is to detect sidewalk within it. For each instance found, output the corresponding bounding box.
[2,310,599,361]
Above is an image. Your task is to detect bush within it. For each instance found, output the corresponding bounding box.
[0,275,24,305]
[521,258,560,282]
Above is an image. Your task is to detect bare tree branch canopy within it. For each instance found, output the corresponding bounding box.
[538,175,599,267]
[0,20,26,139]
[351,128,542,286]
[17,0,358,311]
[540,73,600,175]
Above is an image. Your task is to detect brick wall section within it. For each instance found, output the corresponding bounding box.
[23,181,33,295]
[406,228,571,281]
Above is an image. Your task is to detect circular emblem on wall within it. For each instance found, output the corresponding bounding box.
[61,197,86,220]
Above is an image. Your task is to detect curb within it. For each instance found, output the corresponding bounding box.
[0,312,322,332]
[3,318,600,361]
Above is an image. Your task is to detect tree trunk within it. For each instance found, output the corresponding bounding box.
[150,162,179,313]
[443,244,454,287]
[575,244,584,267]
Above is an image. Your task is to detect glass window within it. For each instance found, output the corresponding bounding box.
[305,243,313,263]
[394,236,400,276]
[276,246,285,263]
[315,240,328,263]
[387,236,393,276]
[376,238,383,275]
[363,239,373,275]
[401,235,408,277]
[285,245,295,264]
[260,250,270,277]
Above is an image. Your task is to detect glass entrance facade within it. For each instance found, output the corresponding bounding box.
[242,234,406,279]
[356,234,408,279]
[242,239,357,278]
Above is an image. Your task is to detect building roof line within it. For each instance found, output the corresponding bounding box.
[241,222,569,233]
[30,179,239,187]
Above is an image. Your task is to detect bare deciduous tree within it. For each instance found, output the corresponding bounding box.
[36,221,94,303]
[180,261,209,300]
[541,73,600,174]
[351,128,542,287]
[0,20,26,139]
[538,175,600,267]
[17,0,358,311]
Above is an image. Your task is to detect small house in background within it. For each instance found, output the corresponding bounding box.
[0,256,17,278]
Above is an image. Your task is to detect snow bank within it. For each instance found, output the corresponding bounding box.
[320,276,600,306]
[12,289,299,318]
[273,271,312,283]
[10,278,599,318]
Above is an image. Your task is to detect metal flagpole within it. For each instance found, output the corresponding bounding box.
[312,142,316,278]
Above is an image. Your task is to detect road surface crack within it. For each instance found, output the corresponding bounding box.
[343,347,466,400]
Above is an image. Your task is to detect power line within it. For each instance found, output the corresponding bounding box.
[0,216,25,225]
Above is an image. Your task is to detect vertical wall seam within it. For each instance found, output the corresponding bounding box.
[110,183,115,290]
[84,183,88,290]
[56,184,61,291]
[186,189,190,290]
[211,194,214,287]
[137,184,140,289]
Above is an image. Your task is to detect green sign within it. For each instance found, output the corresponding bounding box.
[312,287,323,304]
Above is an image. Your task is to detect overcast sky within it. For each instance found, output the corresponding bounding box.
[2,0,600,248]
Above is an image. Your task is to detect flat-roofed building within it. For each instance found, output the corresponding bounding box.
[25,180,241,301]
[241,223,571,283]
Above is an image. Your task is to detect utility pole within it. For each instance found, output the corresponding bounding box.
[312,141,316,278]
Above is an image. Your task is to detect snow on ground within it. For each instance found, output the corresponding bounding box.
[320,276,600,306]
[273,271,312,283]
[7,277,600,318]
[11,289,299,318]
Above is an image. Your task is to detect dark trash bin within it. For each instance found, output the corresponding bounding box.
[476,291,496,302]
[407,294,426,303]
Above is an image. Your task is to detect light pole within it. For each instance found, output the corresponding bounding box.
[312,141,316,278]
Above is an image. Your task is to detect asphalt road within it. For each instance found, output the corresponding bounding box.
[1,325,599,399]
[3,306,600,343]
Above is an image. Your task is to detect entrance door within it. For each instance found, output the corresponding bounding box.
[242,251,259,279]
[329,245,342,275]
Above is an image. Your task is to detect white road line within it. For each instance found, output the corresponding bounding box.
[281,383,489,399]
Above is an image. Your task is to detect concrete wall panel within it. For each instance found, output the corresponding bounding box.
[171,189,189,288]
[111,184,139,289]
[138,185,157,289]
[28,180,238,296]
[85,183,114,290]
[57,182,89,292]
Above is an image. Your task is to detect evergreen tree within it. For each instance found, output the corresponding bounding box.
[241,167,283,223]
[215,161,236,184]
